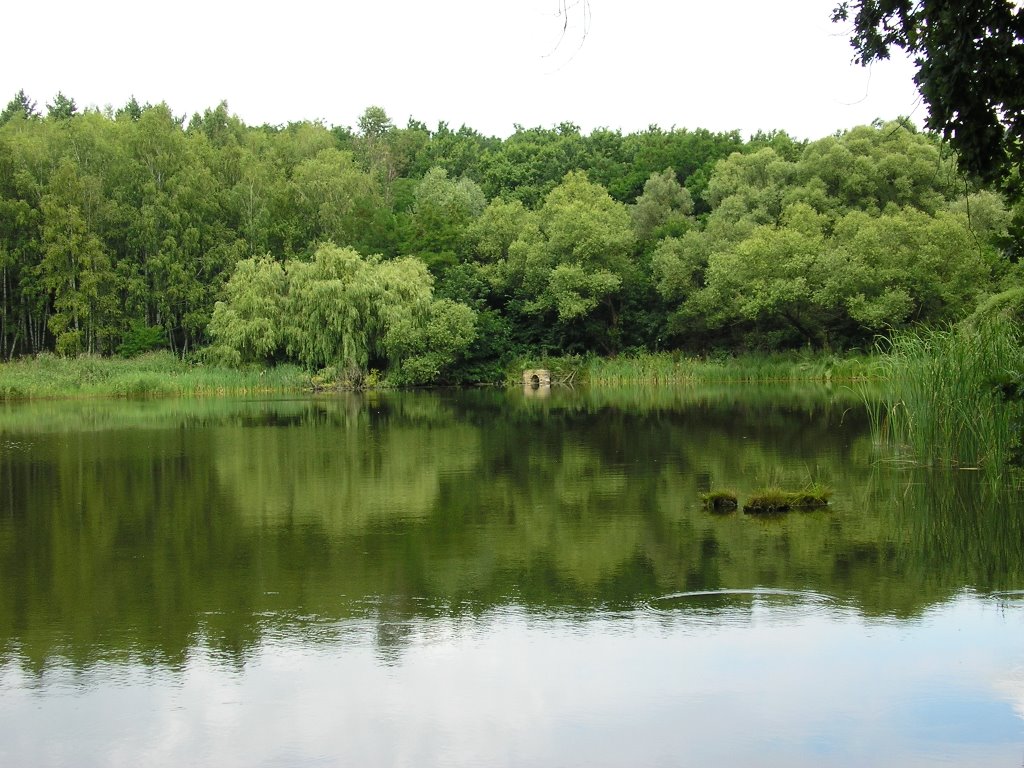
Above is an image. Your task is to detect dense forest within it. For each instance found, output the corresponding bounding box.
[1,91,1022,384]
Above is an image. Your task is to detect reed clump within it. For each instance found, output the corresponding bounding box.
[784,484,834,508]
[865,320,1023,470]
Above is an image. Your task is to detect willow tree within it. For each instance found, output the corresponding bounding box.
[211,243,477,384]
[207,256,287,364]
[285,244,434,373]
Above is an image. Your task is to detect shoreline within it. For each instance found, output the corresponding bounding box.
[0,350,881,401]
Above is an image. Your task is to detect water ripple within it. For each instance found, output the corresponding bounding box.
[648,588,836,611]
[987,589,1024,600]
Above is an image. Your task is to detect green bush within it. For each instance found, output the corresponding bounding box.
[118,323,166,357]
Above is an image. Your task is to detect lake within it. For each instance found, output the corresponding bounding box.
[1,385,1022,766]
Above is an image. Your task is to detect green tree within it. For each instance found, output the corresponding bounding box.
[0,89,39,125]
[828,206,996,328]
[631,168,694,244]
[610,126,746,207]
[115,96,144,122]
[283,244,399,371]
[384,297,478,385]
[677,202,998,349]
[280,244,477,383]
[289,148,379,251]
[207,256,287,364]
[407,166,486,267]
[833,0,1024,188]
[689,208,831,347]
[792,122,956,216]
[122,103,239,354]
[407,121,498,181]
[354,106,398,197]
[650,231,710,308]
[39,159,119,354]
[46,92,77,121]
[479,123,586,206]
[497,171,636,351]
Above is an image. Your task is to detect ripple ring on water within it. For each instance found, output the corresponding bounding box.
[648,588,835,610]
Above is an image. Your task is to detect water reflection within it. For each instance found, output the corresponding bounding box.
[1,595,1021,767]
[0,388,1022,765]
[1,388,1022,663]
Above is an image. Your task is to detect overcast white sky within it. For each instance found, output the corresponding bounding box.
[2,0,924,139]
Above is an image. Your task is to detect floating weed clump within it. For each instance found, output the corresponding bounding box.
[743,484,832,514]
[743,487,794,514]
[700,489,739,512]
[785,483,833,509]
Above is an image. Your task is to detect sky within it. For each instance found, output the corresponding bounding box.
[2,0,925,140]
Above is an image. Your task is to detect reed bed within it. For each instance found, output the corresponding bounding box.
[865,321,1023,469]
[0,352,312,399]
[578,352,879,386]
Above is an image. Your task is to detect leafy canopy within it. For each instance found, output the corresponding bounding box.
[834,0,1024,190]
[209,244,476,383]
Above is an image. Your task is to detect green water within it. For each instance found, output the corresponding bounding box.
[1,386,1022,766]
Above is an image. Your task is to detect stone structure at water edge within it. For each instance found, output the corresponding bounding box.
[522,369,551,388]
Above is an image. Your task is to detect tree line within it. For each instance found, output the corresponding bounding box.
[1,91,1021,383]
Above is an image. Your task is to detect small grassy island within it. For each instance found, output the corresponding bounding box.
[701,484,834,515]
[743,485,833,514]
[700,490,739,512]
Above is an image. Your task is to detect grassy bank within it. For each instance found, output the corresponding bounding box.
[1,349,883,400]
[512,351,881,386]
[0,352,311,399]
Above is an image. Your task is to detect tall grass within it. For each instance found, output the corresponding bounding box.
[513,351,880,386]
[866,321,1023,469]
[0,352,312,399]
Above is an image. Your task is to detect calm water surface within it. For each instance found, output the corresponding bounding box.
[1,385,1022,767]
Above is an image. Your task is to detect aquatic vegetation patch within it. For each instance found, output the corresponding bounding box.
[743,487,794,514]
[700,489,739,512]
[864,320,1024,471]
[785,483,834,508]
[743,484,832,514]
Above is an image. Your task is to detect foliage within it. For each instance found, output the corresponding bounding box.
[207,256,287,365]
[631,168,694,243]
[0,351,310,398]
[965,285,1024,327]
[209,243,477,385]
[571,350,878,385]
[384,297,478,385]
[867,320,1024,469]
[0,93,1016,376]
[655,122,1002,350]
[118,322,166,357]
[833,0,1024,189]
